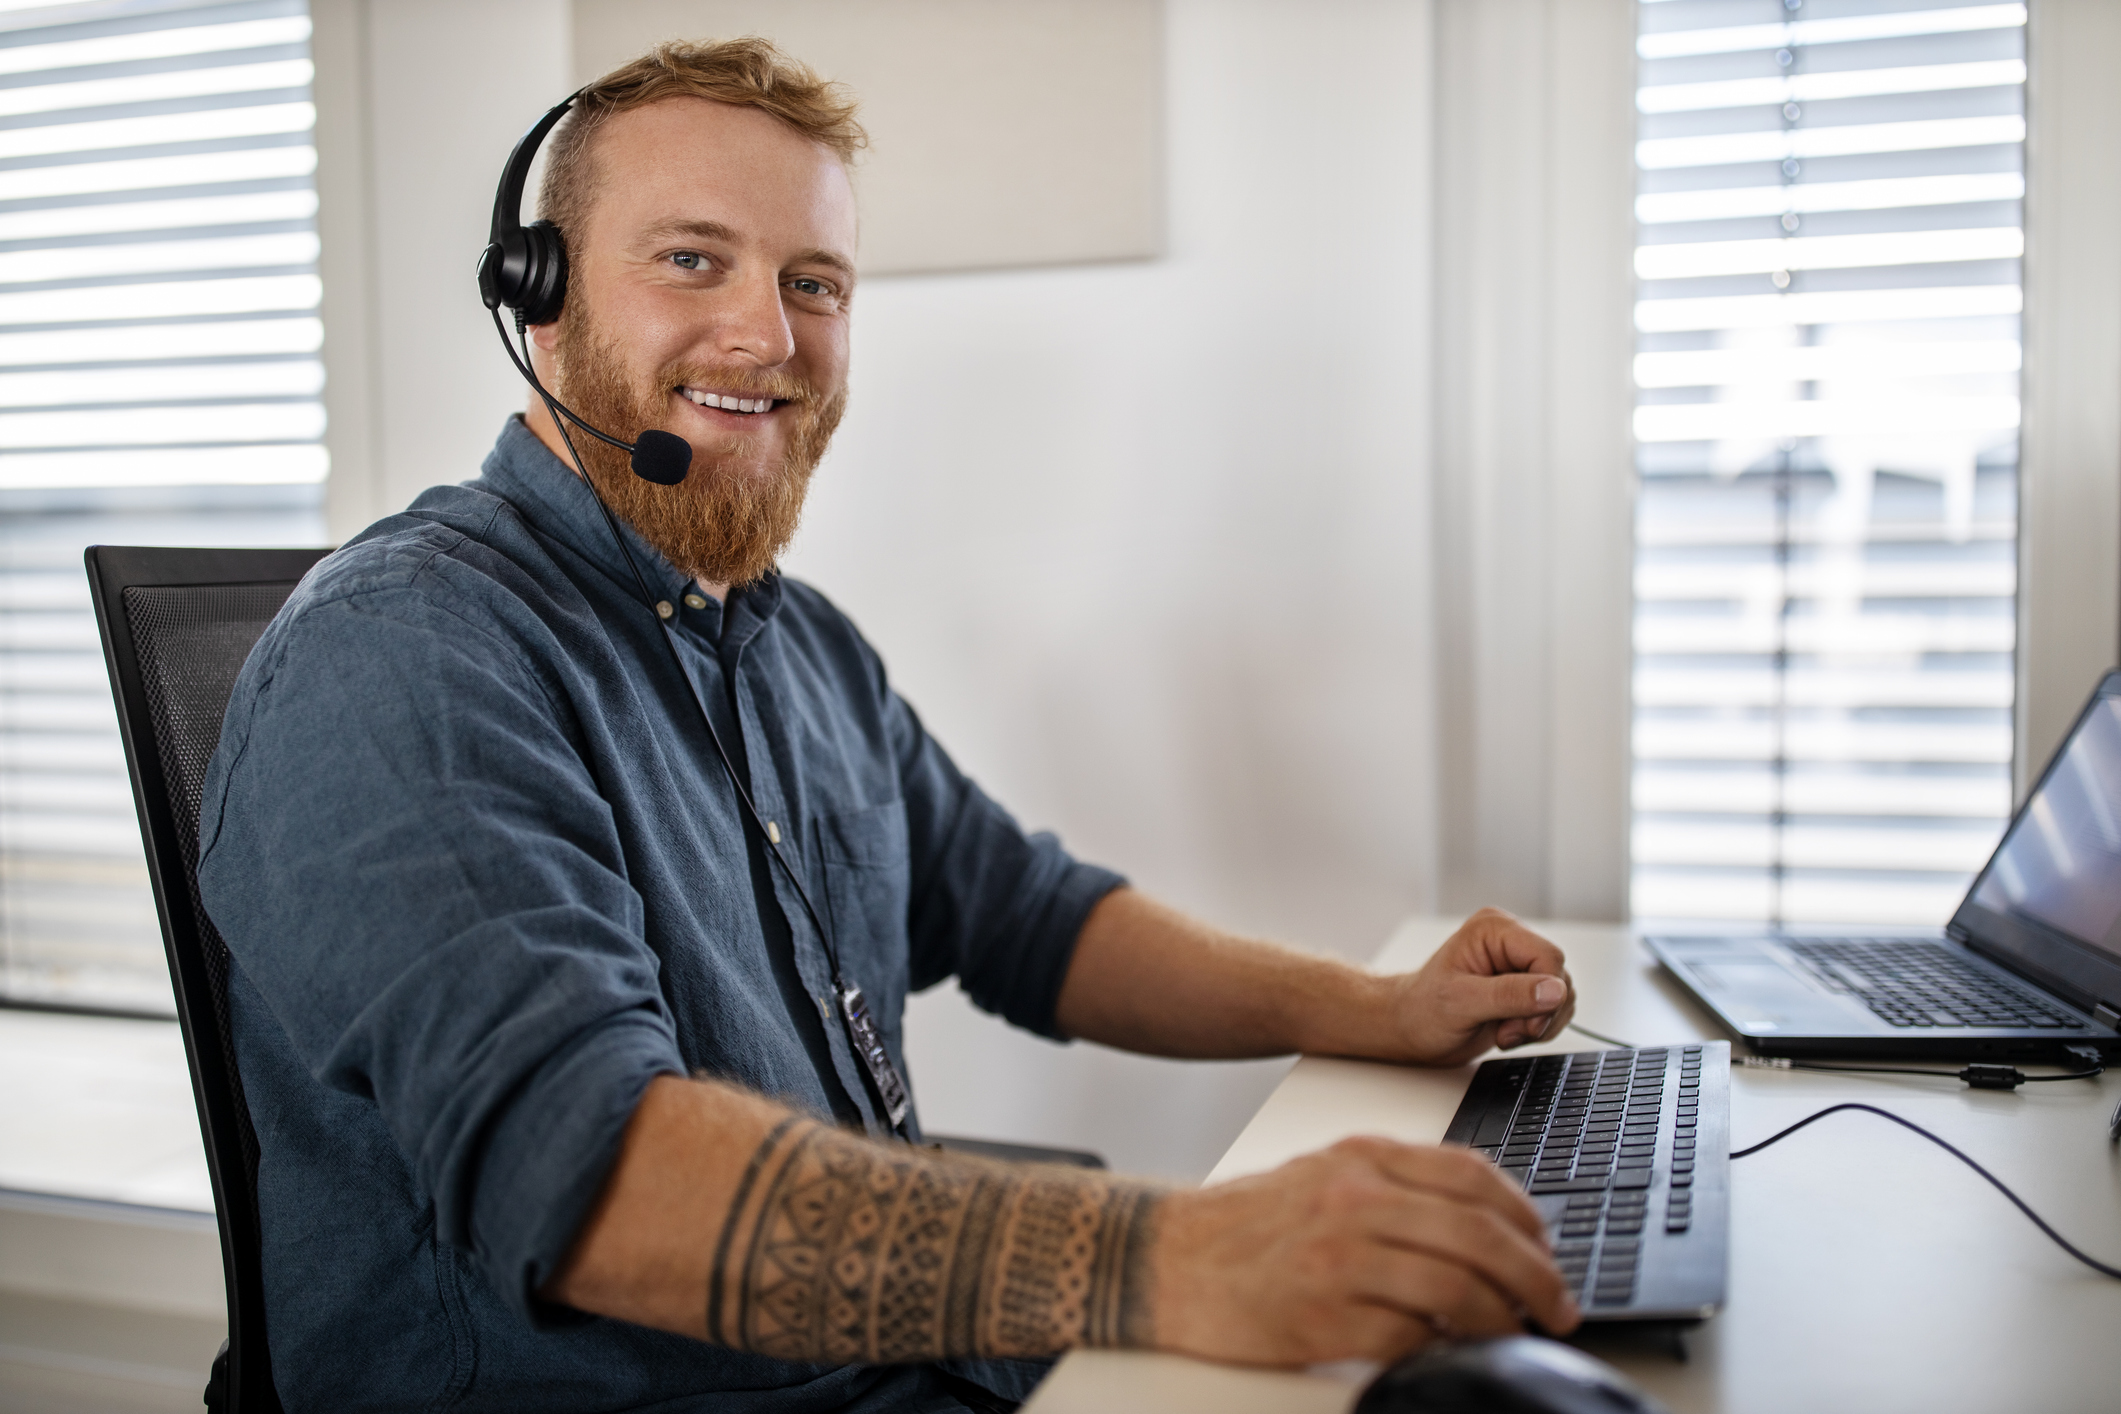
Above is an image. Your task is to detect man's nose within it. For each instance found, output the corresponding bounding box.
[717,270,795,367]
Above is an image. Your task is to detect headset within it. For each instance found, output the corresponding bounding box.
[475,93,912,1134]
[476,91,693,487]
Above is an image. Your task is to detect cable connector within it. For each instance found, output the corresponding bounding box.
[1957,1063,2025,1090]
[1740,1056,1793,1070]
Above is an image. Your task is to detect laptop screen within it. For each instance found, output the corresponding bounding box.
[1968,691,2121,957]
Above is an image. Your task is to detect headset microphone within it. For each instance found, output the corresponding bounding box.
[476,91,693,487]
[625,429,692,485]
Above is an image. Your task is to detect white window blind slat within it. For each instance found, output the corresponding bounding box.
[0,0,324,1015]
[1632,0,2023,929]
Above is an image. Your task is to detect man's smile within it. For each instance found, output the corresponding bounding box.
[678,384,782,419]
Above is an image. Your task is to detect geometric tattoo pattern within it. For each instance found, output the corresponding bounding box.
[707,1119,1162,1364]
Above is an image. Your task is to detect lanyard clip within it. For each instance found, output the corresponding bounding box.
[838,983,911,1129]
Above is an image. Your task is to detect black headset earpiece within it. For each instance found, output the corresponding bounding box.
[477,91,692,487]
[477,93,577,324]
[482,218,568,327]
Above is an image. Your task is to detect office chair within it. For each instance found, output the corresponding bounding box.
[86,544,1107,1411]
[87,544,332,1414]
[82,538,1111,1407]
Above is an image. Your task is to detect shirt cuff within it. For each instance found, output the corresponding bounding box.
[466,1007,682,1327]
[1007,856,1127,1041]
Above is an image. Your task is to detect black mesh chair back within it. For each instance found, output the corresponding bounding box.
[87,545,331,1414]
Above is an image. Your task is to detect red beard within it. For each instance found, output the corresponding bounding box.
[551,311,846,587]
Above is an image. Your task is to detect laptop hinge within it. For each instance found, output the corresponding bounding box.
[2094,1002,2121,1031]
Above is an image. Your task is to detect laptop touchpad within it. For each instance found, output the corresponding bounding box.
[1690,959,1838,1027]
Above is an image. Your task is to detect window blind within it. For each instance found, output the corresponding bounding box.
[0,0,323,1014]
[1632,0,2024,927]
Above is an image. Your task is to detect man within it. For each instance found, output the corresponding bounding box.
[199,38,1579,1413]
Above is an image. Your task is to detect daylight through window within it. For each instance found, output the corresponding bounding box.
[0,0,324,1014]
[1631,0,2025,927]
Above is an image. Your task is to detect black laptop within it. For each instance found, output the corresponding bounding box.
[1648,671,2121,1059]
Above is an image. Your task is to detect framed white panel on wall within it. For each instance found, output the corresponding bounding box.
[570,0,1164,276]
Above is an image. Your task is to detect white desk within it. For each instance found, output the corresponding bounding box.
[1026,918,2121,1414]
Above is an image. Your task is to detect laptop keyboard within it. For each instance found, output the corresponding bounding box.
[1444,1044,1727,1320]
[1784,940,2076,1028]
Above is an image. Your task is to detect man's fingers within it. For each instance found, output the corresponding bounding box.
[1352,1139,1547,1245]
[1360,1191,1578,1334]
[1454,910,1569,977]
[1349,1245,1527,1338]
[1450,969,1572,1026]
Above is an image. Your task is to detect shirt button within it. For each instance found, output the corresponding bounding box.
[654,600,674,619]
[765,820,782,845]
[683,592,708,610]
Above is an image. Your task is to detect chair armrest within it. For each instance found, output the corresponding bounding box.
[926,1133,1106,1169]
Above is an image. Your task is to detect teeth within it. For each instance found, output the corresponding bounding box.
[682,388,773,413]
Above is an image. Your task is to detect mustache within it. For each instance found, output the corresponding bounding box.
[659,362,821,406]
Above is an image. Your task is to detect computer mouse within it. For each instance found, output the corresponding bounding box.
[1352,1336,1668,1414]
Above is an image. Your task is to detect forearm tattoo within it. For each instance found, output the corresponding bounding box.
[707,1118,1163,1364]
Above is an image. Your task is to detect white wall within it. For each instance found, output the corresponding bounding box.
[787,0,1439,1177]
[313,0,572,532]
[315,0,1443,1180]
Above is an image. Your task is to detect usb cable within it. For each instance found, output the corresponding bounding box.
[1731,1102,2121,1281]
[1740,1049,2105,1091]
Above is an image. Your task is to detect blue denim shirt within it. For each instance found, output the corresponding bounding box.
[196,416,1123,1412]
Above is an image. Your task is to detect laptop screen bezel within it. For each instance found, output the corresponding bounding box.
[1951,669,2121,1015]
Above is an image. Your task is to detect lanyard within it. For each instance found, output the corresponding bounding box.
[516,328,911,1133]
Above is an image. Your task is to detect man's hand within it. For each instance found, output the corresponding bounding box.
[555,1074,1575,1369]
[1382,908,1575,1066]
[1151,1137,1579,1366]
[1054,891,1574,1070]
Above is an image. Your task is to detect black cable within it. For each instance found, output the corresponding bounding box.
[1557,1018,2106,1093]
[492,306,637,455]
[512,318,847,977]
[507,315,909,1133]
[1741,1055,2105,1090]
[1731,1102,2121,1281]
[1567,1022,1637,1049]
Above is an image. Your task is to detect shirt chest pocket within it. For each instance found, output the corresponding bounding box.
[816,798,913,1032]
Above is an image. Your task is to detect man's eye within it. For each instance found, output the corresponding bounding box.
[671,251,706,271]
[789,277,829,297]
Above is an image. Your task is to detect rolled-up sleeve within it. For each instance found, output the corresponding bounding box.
[885,685,1125,1040]
[197,575,683,1323]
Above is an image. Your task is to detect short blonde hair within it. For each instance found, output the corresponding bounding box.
[537,36,866,244]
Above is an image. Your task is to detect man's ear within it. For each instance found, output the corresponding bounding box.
[529,318,563,353]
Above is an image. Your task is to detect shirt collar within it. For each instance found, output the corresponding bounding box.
[475,416,785,635]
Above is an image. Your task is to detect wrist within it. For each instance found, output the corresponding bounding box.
[1282,962,1404,1059]
[1141,1184,1223,1357]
